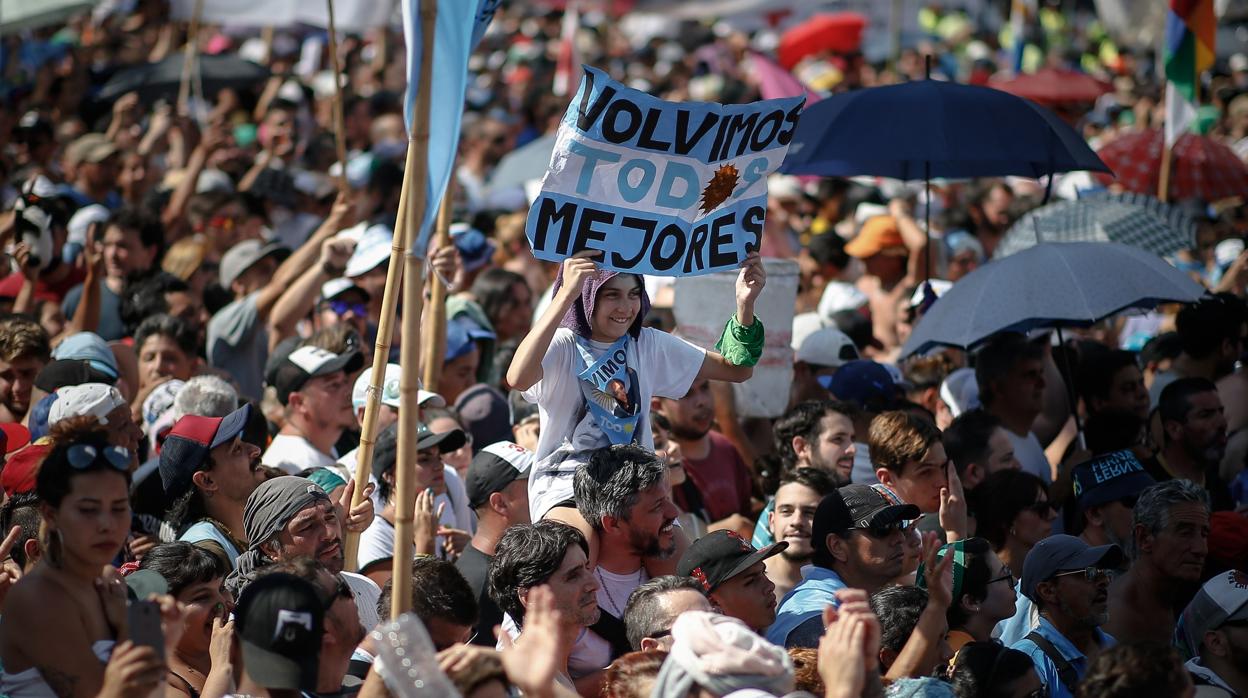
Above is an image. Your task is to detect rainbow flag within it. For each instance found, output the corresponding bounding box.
[1163,0,1215,147]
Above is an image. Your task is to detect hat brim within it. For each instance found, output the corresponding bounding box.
[35,359,118,392]
[1059,543,1125,573]
[239,639,318,691]
[861,503,921,528]
[418,428,467,453]
[209,403,252,449]
[304,350,365,382]
[712,541,789,591]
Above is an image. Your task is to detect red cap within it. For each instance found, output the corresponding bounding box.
[1,440,51,497]
[0,422,31,455]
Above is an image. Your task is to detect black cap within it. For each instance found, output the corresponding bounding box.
[270,345,364,405]
[371,422,468,482]
[465,441,533,509]
[35,358,118,392]
[676,530,787,593]
[235,573,323,691]
[811,485,920,558]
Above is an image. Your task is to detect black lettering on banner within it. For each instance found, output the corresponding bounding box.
[742,205,765,253]
[674,111,719,156]
[776,102,804,146]
[576,75,612,132]
[572,206,612,253]
[684,222,709,274]
[716,113,744,162]
[612,217,657,269]
[637,108,671,151]
[708,213,737,268]
[649,224,686,272]
[731,111,761,158]
[750,110,784,152]
[709,112,731,162]
[602,99,643,144]
[533,198,578,254]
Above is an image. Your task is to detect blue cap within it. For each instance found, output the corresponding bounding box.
[1071,450,1156,512]
[1021,534,1124,602]
[51,332,118,380]
[446,317,495,363]
[27,392,58,441]
[820,360,898,408]
[450,223,496,273]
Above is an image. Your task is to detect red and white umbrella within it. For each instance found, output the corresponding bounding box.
[1096,130,1248,202]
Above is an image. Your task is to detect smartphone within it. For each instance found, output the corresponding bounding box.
[127,600,165,660]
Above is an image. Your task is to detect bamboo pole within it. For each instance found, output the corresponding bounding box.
[176,0,204,116]
[389,0,438,620]
[1158,140,1173,203]
[419,185,455,393]
[326,0,349,196]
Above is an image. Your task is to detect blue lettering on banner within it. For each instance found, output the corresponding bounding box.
[525,65,804,276]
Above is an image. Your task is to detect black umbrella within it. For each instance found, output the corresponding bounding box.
[98,54,270,103]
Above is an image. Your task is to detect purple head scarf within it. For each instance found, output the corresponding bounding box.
[551,266,651,340]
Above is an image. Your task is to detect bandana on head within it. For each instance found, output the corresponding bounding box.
[552,265,651,340]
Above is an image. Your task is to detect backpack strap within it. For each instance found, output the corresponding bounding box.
[589,606,633,660]
[1025,630,1079,691]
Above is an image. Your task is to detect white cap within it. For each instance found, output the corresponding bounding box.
[817,281,868,321]
[195,169,235,194]
[795,327,860,368]
[791,312,826,351]
[67,204,110,247]
[50,383,127,426]
[940,367,980,418]
[351,364,446,410]
[345,225,393,278]
[320,278,369,302]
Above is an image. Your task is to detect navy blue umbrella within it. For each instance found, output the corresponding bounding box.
[780,78,1111,180]
[901,242,1205,359]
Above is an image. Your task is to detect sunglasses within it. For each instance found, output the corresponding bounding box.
[1024,499,1055,516]
[854,523,905,539]
[1052,567,1112,583]
[322,575,353,610]
[328,300,368,317]
[67,444,131,472]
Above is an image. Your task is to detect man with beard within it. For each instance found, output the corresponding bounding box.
[752,400,858,548]
[488,520,600,694]
[263,345,364,474]
[1068,450,1155,551]
[226,476,382,633]
[677,530,787,634]
[943,409,1022,491]
[572,445,680,667]
[764,468,836,599]
[1148,378,1234,511]
[1177,570,1248,697]
[1011,535,1124,698]
[656,378,752,525]
[1106,480,1210,644]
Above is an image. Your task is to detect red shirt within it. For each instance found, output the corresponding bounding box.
[675,430,753,522]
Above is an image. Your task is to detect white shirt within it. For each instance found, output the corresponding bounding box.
[262,433,337,474]
[1006,429,1051,484]
[356,466,476,568]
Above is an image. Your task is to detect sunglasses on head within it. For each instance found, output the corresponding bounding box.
[66,444,131,472]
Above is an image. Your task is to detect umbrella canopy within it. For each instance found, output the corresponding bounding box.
[486,133,558,194]
[902,241,1206,357]
[1095,130,1248,202]
[989,68,1111,106]
[777,13,867,69]
[780,79,1110,180]
[995,191,1196,260]
[97,54,270,103]
[1,0,95,35]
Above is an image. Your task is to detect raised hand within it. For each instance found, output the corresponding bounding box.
[339,479,376,534]
[938,463,967,542]
[498,585,566,698]
[556,250,601,301]
[735,251,766,319]
[920,531,955,610]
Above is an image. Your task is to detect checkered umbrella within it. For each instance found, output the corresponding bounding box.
[995,191,1196,260]
[1095,130,1248,202]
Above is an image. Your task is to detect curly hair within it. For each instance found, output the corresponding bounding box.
[0,315,50,363]
[1075,643,1190,698]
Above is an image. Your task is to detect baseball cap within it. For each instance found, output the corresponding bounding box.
[446,318,496,363]
[465,441,533,509]
[677,530,788,593]
[124,569,170,601]
[51,332,118,382]
[345,225,392,278]
[350,364,445,410]
[0,422,31,456]
[271,346,364,405]
[320,278,370,303]
[159,404,252,499]
[67,204,110,248]
[66,133,117,166]
[371,422,468,481]
[455,384,512,450]
[811,486,920,560]
[821,360,898,408]
[845,216,905,258]
[235,573,323,691]
[219,239,290,289]
[26,393,56,441]
[49,383,127,426]
[1177,570,1248,658]
[450,223,497,273]
[795,327,860,368]
[1,440,51,497]
[1020,534,1124,602]
[1070,450,1156,512]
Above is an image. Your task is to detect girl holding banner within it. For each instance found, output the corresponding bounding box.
[506,249,767,569]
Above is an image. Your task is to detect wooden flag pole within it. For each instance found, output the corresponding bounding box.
[390,0,438,620]
[1158,141,1173,203]
[419,183,455,393]
[177,0,204,116]
[326,0,350,196]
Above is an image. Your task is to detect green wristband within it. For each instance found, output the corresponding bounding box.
[715,315,764,367]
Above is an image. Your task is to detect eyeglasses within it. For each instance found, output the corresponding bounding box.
[987,567,1015,587]
[1052,567,1112,583]
[328,300,368,317]
[322,574,353,610]
[66,444,131,472]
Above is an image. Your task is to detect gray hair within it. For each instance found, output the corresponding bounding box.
[623,575,705,651]
[173,375,239,419]
[1130,479,1209,559]
[573,444,667,531]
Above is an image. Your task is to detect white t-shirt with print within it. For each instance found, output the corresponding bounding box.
[522,327,705,519]
[262,433,337,474]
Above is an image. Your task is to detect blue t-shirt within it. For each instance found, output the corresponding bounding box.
[181,520,242,569]
[766,566,846,647]
[62,282,125,341]
[1010,616,1116,698]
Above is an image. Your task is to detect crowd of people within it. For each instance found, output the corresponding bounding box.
[0,1,1247,697]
